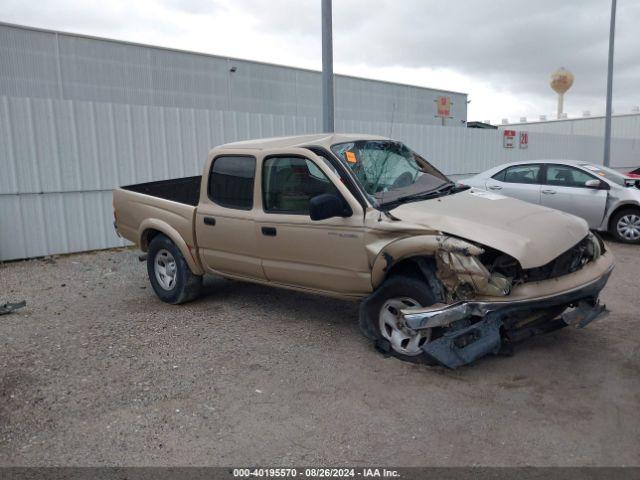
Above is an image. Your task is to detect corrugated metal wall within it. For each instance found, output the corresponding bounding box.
[0,22,468,126]
[500,113,640,139]
[338,118,639,175]
[0,96,319,261]
[2,95,638,261]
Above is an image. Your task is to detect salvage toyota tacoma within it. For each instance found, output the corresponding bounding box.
[113,134,614,368]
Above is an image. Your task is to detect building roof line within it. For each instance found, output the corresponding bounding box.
[500,112,640,126]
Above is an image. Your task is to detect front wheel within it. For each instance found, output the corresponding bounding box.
[359,274,438,364]
[147,234,203,304]
[610,208,640,244]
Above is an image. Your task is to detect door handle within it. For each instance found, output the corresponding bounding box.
[541,189,556,195]
[488,185,502,190]
[261,226,277,237]
[203,217,216,226]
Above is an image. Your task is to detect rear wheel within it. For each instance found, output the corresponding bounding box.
[147,234,202,304]
[360,274,438,364]
[610,208,640,244]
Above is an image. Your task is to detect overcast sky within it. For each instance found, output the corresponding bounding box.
[1,0,639,123]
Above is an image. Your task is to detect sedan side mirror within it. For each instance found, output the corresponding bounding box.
[585,179,608,190]
[309,193,352,221]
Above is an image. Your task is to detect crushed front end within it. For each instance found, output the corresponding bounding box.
[401,233,613,369]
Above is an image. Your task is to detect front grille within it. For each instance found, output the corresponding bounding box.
[523,236,591,282]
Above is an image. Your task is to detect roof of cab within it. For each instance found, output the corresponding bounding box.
[211,133,390,152]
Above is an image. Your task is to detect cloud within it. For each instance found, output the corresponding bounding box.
[243,0,640,120]
[0,0,638,123]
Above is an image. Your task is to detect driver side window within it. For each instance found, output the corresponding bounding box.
[546,165,595,188]
[263,157,341,214]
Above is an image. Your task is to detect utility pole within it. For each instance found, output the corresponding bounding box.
[321,0,334,133]
[603,0,617,167]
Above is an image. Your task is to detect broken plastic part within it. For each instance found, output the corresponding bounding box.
[562,300,609,328]
[0,300,26,315]
[422,317,503,369]
[434,236,511,297]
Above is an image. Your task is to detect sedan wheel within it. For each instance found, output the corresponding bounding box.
[616,213,640,242]
[379,297,432,356]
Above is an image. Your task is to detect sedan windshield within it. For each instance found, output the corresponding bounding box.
[331,140,450,206]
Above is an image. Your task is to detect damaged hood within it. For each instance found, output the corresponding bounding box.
[390,188,589,269]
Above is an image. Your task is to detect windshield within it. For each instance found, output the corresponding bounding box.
[331,140,449,206]
[579,163,631,187]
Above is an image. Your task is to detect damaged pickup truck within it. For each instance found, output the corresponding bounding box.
[113,134,614,368]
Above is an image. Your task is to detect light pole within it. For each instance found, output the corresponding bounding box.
[603,0,617,167]
[321,0,334,133]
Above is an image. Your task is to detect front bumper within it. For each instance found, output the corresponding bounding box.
[402,253,614,331]
[400,252,614,369]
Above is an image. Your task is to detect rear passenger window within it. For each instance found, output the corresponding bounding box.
[503,165,541,184]
[208,156,255,210]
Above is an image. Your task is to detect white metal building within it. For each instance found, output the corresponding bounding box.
[0,22,468,127]
[499,113,640,140]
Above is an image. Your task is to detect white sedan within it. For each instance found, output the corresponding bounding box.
[462,159,640,244]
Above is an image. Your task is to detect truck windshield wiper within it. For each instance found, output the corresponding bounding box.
[395,182,457,204]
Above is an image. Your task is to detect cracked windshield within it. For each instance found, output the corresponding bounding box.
[331,140,451,206]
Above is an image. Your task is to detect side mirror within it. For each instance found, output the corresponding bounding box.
[309,193,352,221]
[585,179,607,189]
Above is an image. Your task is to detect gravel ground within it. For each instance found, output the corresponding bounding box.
[0,240,639,467]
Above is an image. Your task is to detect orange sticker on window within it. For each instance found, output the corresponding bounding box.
[345,151,357,163]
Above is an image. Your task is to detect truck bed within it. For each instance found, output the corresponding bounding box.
[114,176,201,253]
[122,176,201,206]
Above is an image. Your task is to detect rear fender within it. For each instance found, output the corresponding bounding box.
[138,219,204,275]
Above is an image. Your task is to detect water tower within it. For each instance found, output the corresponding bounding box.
[550,67,574,119]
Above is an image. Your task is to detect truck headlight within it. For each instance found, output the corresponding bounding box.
[587,232,603,260]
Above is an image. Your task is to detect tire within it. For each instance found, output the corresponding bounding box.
[359,273,439,365]
[610,208,640,244]
[146,234,203,304]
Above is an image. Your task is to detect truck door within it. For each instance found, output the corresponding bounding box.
[195,153,266,280]
[254,148,371,296]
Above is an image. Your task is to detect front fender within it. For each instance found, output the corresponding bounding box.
[138,219,204,275]
[371,235,442,288]
[601,200,640,230]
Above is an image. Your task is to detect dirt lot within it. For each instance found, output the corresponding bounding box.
[0,240,639,466]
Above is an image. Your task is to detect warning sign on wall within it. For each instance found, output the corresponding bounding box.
[436,96,451,118]
[503,130,516,148]
[519,131,529,149]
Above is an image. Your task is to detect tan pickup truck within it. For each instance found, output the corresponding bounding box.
[113,134,614,368]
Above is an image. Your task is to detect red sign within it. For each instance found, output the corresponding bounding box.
[519,131,529,149]
[436,96,451,117]
[503,130,516,149]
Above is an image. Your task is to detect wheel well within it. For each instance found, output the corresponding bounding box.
[385,256,446,304]
[140,228,163,251]
[608,204,640,230]
[386,257,425,280]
